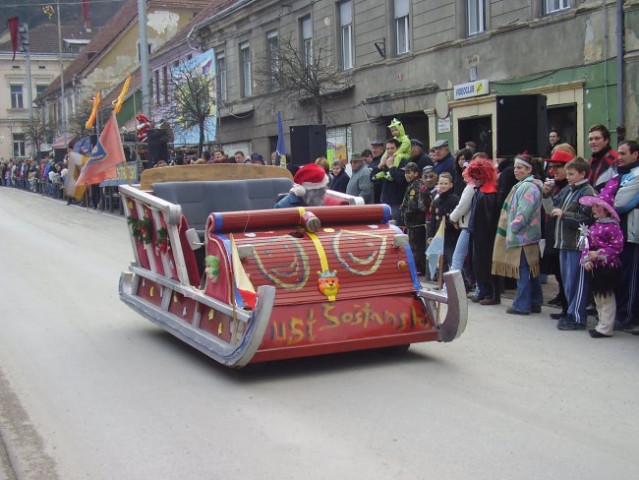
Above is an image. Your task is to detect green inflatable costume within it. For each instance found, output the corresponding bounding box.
[373,118,412,181]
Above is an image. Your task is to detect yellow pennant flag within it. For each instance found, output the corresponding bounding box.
[112,75,131,114]
[230,234,257,309]
[85,92,101,130]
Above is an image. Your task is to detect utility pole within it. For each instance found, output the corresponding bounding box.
[19,23,34,155]
[57,1,67,141]
[138,0,151,118]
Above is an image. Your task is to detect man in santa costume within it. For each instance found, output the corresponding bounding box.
[275,163,329,208]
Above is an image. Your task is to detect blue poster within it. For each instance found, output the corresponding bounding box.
[170,49,217,147]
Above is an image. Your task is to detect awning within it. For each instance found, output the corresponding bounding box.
[52,135,76,149]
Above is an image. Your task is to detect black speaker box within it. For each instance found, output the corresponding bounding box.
[496,95,547,157]
[147,129,168,163]
[290,125,327,165]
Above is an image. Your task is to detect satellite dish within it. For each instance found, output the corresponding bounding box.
[435,92,450,119]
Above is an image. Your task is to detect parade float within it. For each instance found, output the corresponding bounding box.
[118,164,467,368]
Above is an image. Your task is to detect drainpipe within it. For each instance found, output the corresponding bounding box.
[616,0,625,142]
[138,0,151,118]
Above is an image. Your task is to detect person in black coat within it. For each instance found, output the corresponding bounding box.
[497,157,517,206]
[410,139,433,172]
[427,172,460,272]
[466,159,501,305]
[329,160,349,193]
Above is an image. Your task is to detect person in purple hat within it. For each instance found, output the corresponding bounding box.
[578,191,624,338]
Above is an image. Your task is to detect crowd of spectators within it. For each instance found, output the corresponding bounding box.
[4,125,638,338]
[1,155,67,199]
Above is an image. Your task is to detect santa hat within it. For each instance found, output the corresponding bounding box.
[291,163,329,197]
[579,189,620,223]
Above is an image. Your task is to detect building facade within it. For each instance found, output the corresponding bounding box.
[0,22,88,160]
[188,0,638,161]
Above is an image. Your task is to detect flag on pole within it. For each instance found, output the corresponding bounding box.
[230,234,257,309]
[276,111,287,168]
[8,17,19,61]
[112,75,131,114]
[76,114,125,186]
[85,92,101,130]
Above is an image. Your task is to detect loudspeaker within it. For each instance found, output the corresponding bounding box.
[496,95,547,157]
[147,129,168,163]
[290,125,326,165]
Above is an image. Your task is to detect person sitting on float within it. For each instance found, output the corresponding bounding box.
[275,163,329,208]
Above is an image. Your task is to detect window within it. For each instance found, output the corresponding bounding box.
[137,42,151,61]
[154,69,160,104]
[300,16,313,67]
[467,0,486,35]
[36,85,47,97]
[162,66,169,103]
[239,41,252,98]
[10,85,23,109]
[13,133,26,157]
[339,1,353,70]
[266,30,279,90]
[216,51,226,102]
[544,0,570,14]
[394,0,410,55]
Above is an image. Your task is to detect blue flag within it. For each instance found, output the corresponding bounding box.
[276,111,286,167]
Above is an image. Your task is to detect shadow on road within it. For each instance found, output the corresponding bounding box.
[143,328,448,382]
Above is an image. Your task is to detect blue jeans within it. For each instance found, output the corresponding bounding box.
[451,229,470,271]
[512,250,543,313]
[560,249,590,325]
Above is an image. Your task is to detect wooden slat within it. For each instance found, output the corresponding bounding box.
[235,225,415,306]
[140,164,292,190]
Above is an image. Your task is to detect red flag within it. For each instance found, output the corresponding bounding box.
[8,17,19,61]
[77,114,125,186]
[82,0,90,30]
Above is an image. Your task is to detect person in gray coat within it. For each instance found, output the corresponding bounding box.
[346,152,374,204]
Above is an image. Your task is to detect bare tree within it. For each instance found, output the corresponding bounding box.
[23,109,55,154]
[256,34,352,124]
[160,59,216,156]
[67,100,94,139]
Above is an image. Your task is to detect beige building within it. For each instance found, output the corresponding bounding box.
[0,23,85,160]
[38,0,212,150]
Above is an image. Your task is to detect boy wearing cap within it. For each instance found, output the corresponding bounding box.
[578,192,623,337]
[548,158,596,330]
[541,147,573,318]
[401,162,429,275]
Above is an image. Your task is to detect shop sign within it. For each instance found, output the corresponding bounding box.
[453,79,490,100]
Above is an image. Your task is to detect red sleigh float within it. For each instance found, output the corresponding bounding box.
[118,164,467,368]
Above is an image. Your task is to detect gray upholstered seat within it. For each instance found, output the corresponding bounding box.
[153,178,293,231]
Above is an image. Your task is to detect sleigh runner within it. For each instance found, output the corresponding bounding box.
[118,164,467,368]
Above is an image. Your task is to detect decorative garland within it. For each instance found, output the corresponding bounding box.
[127,215,152,244]
[156,227,169,253]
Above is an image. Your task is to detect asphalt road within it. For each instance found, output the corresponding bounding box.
[1,187,639,480]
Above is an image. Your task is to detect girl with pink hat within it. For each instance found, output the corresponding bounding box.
[578,191,624,338]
